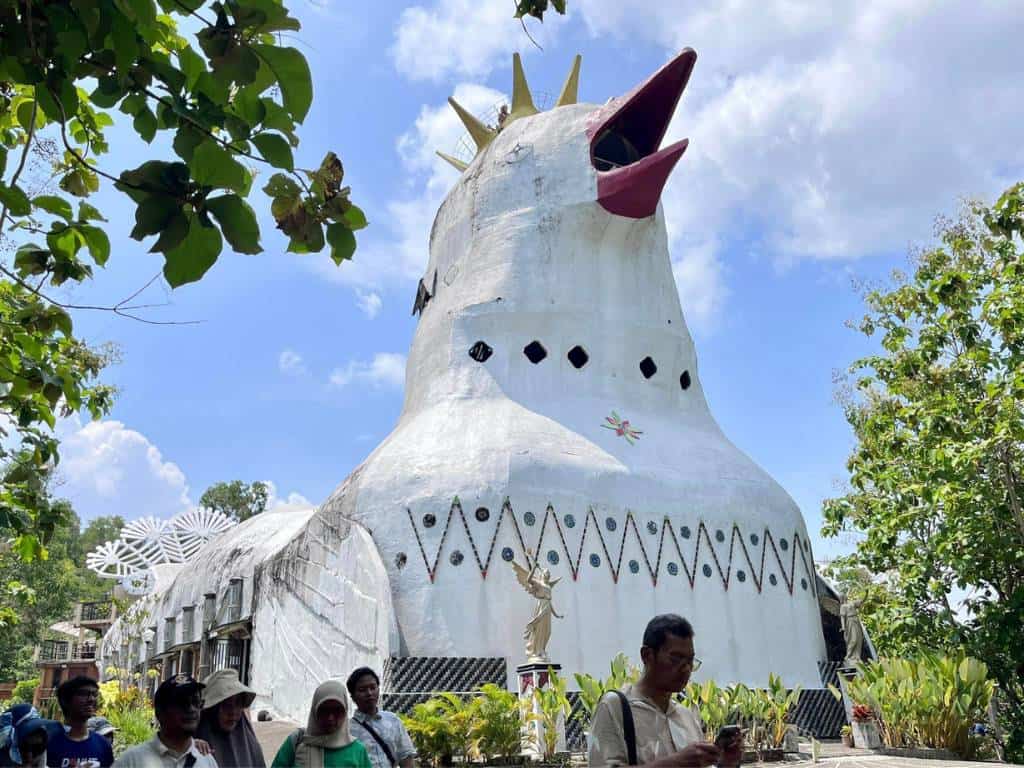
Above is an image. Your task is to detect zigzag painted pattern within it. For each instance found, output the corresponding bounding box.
[404,499,817,597]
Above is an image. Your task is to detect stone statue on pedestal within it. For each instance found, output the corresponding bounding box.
[840,597,865,666]
[511,554,563,663]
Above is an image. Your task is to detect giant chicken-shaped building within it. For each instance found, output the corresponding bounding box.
[99,49,828,722]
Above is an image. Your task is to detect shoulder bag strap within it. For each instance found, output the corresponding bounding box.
[609,691,637,766]
[358,719,398,767]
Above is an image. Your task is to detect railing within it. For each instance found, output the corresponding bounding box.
[80,601,113,622]
[39,640,97,662]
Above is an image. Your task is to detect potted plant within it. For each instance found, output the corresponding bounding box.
[850,704,881,749]
[840,725,853,748]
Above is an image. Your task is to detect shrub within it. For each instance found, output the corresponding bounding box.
[573,653,641,723]
[10,678,39,705]
[471,684,524,762]
[533,670,570,761]
[105,703,154,756]
[846,652,995,758]
[403,694,477,767]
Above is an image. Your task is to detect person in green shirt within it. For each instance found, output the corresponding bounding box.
[272,680,373,768]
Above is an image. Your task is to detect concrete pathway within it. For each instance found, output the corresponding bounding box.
[253,718,299,763]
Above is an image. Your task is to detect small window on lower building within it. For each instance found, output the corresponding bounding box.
[524,341,547,364]
[567,345,589,369]
[639,356,657,379]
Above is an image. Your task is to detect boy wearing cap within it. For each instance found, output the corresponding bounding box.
[113,675,218,768]
[47,676,114,768]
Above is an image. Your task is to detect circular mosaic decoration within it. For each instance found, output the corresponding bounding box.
[450,550,464,566]
[628,560,640,574]
[702,564,713,578]
[646,521,658,535]
[680,525,692,539]
[715,529,725,543]
[605,517,617,532]
[801,578,809,591]
[589,553,601,568]
[736,569,746,583]
[501,547,515,562]
[564,514,576,528]
[750,533,760,546]
[395,553,408,569]
[422,513,436,528]
[475,507,490,522]
[524,511,536,526]
[547,550,560,565]
[667,562,679,576]
[769,574,778,587]
[780,538,789,551]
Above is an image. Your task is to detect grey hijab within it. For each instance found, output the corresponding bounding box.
[293,681,355,768]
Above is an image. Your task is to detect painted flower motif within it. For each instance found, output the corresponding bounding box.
[667,562,679,576]
[450,550,464,566]
[646,521,658,535]
[628,560,640,574]
[564,514,576,529]
[501,547,515,562]
[589,553,601,568]
[601,411,643,444]
[523,511,536,526]
[605,517,617,532]
[547,550,560,565]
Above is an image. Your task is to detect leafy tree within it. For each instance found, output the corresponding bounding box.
[0,0,371,565]
[199,479,268,521]
[823,182,1024,759]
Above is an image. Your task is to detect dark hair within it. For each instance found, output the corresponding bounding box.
[346,667,380,696]
[56,676,99,715]
[642,614,694,651]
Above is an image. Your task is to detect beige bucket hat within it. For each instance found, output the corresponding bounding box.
[201,669,257,710]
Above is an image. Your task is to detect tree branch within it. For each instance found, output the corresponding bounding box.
[0,101,38,234]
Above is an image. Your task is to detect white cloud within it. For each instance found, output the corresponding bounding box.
[278,348,308,376]
[391,0,565,82]
[575,0,1024,307]
[53,417,314,525]
[329,352,407,391]
[55,416,192,522]
[356,290,383,319]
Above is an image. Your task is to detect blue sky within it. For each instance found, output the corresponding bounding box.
[50,1,1024,563]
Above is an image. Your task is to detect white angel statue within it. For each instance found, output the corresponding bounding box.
[511,554,564,663]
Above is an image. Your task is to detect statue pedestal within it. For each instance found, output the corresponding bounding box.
[517,662,566,760]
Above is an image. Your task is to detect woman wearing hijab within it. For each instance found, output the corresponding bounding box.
[0,704,57,768]
[196,669,266,768]
[272,681,372,768]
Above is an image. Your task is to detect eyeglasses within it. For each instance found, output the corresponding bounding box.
[74,691,100,701]
[664,653,702,671]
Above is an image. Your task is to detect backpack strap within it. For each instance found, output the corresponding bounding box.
[608,691,637,766]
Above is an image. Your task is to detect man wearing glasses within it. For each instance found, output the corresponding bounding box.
[587,615,743,768]
[48,676,114,767]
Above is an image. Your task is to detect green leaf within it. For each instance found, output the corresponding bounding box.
[342,204,368,231]
[205,194,262,254]
[149,212,189,254]
[109,12,139,76]
[178,46,207,91]
[59,169,99,198]
[16,101,37,132]
[122,0,157,26]
[234,86,266,126]
[0,184,32,216]
[251,133,293,170]
[163,215,223,287]
[262,173,300,199]
[78,225,111,266]
[133,107,158,143]
[191,141,250,193]
[252,44,312,122]
[172,124,205,163]
[326,222,356,265]
[32,196,74,222]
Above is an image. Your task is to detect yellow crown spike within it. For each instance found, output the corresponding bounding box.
[436,151,468,172]
[509,53,538,121]
[554,54,582,107]
[447,97,496,150]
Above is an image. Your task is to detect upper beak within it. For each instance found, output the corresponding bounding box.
[589,49,696,219]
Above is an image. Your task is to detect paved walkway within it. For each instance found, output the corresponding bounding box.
[253,718,299,762]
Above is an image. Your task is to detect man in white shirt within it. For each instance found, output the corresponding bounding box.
[347,667,417,768]
[114,675,218,768]
[588,614,743,768]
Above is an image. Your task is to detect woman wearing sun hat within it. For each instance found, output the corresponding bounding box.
[196,669,266,768]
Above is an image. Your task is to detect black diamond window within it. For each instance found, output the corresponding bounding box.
[524,341,547,363]
[639,356,657,379]
[567,345,589,369]
[469,341,493,363]
[680,370,691,390]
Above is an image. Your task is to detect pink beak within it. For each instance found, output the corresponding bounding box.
[589,49,696,219]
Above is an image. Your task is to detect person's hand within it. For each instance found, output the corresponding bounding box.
[670,742,721,767]
[716,731,743,767]
[194,739,213,756]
